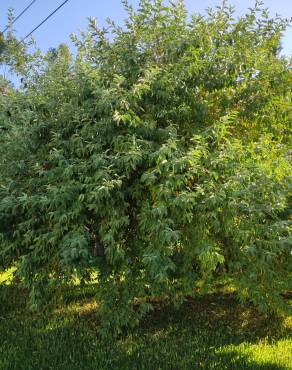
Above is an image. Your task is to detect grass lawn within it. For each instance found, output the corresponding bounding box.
[0,277,291,370]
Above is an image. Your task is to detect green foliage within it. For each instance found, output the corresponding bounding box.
[0,1,291,335]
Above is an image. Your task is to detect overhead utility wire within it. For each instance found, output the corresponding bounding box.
[18,0,70,45]
[1,0,38,34]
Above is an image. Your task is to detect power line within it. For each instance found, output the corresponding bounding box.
[2,0,38,34]
[18,0,70,45]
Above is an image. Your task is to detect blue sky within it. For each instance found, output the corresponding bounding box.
[1,0,291,56]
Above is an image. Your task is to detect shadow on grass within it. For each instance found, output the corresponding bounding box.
[140,293,289,343]
[0,285,291,370]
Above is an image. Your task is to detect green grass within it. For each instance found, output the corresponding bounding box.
[0,279,291,370]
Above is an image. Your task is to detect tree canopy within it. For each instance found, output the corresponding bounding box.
[0,0,291,335]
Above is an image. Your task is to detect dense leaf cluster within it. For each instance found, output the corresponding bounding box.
[0,0,291,334]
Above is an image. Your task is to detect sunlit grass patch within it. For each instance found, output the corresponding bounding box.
[53,298,98,317]
[0,267,16,285]
[216,339,292,369]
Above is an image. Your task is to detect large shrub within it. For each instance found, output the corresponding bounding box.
[0,0,291,334]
